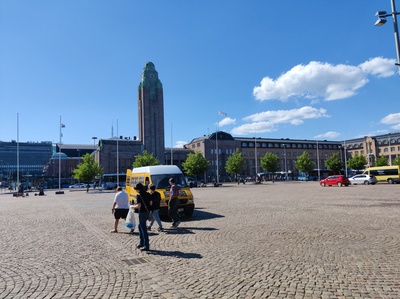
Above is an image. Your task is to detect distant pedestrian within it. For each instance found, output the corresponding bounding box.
[168,178,181,229]
[111,186,129,233]
[131,183,152,251]
[147,184,163,232]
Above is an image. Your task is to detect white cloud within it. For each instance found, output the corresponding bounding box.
[231,106,329,135]
[314,131,341,139]
[231,121,276,135]
[253,57,396,102]
[218,117,236,127]
[174,141,187,148]
[359,57,396,78]
[380,113,400,124]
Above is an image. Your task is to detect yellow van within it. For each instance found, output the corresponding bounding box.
[126,165,195,217]
[362,166,400,184]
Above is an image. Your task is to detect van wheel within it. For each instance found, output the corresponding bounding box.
[321,182,325,187]
[364,181,369,185]
[388,179,394,184]
[337,182,342,187]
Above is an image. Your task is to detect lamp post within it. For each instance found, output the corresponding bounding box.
[92,137,97,152]
[316,140,320,180]
[375,0,400,75]
[283,144,288,181]
[57,116,65,194]
[343,140,348,176]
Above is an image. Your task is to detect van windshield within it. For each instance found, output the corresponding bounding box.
[151,174,188,189]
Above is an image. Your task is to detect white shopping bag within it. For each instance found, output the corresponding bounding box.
[125,208,136,229]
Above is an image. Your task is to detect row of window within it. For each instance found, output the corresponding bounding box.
[377,138,400,145]
[0,165,44,169]
[241,142,340,150]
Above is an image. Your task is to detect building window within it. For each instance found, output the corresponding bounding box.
[268,143,273,148]
[384,148,388,153]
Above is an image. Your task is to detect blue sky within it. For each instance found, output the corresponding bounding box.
[1,1,400,148]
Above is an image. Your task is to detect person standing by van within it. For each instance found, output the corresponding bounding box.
[168,178,181,229]
[131,183,152,251]
[147,184,163,232]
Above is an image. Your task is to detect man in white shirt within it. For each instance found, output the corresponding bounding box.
[111,186,129,233]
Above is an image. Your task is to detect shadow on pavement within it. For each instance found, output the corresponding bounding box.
[147,250,202,259]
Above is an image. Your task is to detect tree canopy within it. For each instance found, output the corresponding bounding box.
[73,153,103,183]
[295,151,314,174]
[260,152,279,174]
[347,153,367,170]
[182,151,209,177]
[393,156,400,166]
[132,150,159,168]
[324,153,343,174]
[375,155,388,167]
[225,149,245,176]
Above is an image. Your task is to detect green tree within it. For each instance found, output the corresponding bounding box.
[325,153,343,174]
[132,150,159,168]
[260,152,279,181]
[73,153,103,184]
[295,151,315,176]
[225,149,245,180]
[393,156,400,166]
[375,155,388,167]
[182,151,209,178]
[347,153,367,170]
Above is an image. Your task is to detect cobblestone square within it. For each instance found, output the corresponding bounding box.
[1,182,400,298]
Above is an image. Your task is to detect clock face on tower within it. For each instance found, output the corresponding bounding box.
[149,73,156,80]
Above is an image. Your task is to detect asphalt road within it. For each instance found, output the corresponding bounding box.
[1,181,400,299]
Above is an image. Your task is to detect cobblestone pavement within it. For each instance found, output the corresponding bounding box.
[1,182,400,298]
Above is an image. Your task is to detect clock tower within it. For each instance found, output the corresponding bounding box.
[138,62,165,163]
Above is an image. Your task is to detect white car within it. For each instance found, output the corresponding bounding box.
[69,183,87,188]
[348,174,377,185]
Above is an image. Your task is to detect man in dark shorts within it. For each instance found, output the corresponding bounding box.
[111,186,129,233]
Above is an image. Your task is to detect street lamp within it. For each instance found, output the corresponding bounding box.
[283,144,288,181]
[92,137,97,152]
[375,0,400,75]
[316,140,320,180]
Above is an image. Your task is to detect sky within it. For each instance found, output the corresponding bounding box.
[1,1,400,148]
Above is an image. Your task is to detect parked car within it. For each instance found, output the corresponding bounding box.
[320,175,350,187]
[69,183,86,188]
[348,174,377,185]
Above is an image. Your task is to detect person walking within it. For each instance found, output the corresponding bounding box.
[147,184,163,232]
[131,183,152,251]
[111,186,129,233]
[168,178,181,229]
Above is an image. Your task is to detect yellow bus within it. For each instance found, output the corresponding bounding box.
[362,166,400,184]
[126,165,195,217]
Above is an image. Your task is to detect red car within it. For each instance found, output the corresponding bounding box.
[320,175,350,187]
